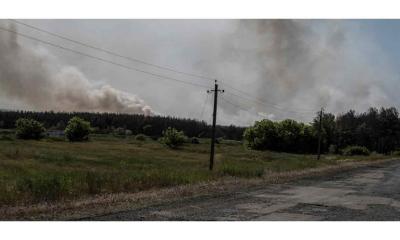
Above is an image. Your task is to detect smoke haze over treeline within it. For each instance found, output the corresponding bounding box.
[0,20,399,126]
[0,22,152,116]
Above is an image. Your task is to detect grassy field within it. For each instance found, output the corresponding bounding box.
[0,130,392,206]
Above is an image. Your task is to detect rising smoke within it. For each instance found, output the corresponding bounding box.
[0,22,153,115]
[206,20,398,124]
[0,20,398,126]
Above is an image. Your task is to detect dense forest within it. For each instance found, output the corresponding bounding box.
[330,107,400,154]
[0,110,245,140]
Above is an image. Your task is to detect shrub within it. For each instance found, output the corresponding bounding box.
[161,127,186,148]
[64,117,91,142]
[135,134,147,141]
[342,146,370,156]
[191,137,200,144]
[15,118,45,140]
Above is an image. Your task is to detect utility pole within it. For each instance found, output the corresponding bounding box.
[207,80,224,170]
[317,107,324,160]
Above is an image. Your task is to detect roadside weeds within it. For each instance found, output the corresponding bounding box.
[1,158,398,220]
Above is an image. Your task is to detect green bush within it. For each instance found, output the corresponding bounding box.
[15,118,46,140]
[161,127,186,149]
[135,134,147,141]
[65,117,91,142]
[342,146,370,156]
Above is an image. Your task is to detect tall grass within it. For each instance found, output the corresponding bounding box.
[0,134,391,206]
[1,169,213,205]
[16,174,73,202]
[219,163,264,178]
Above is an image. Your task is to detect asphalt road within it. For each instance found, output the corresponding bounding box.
[89,161,400,221]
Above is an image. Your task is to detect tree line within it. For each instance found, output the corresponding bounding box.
[2,107,400,154]
[0,110,245,140]
[244,107,400,154]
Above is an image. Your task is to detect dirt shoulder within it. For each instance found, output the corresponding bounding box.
[1,158,398,220]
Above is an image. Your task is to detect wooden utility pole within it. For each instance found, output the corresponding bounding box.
[207,80,224,170]
[317,107,324,160]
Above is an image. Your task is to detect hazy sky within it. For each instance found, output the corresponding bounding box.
[1,20,400,126]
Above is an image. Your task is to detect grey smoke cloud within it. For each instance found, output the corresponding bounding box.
[0,22,153,115]
[0,20,399,126]
[204,20,398,124]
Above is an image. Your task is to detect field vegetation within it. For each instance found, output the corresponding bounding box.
[2,107,400,208]
[0,131,392,207]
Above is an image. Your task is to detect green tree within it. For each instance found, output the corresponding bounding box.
[243,119,279,150]
[65,117,91,142]
[161,127,186,148]
[276,119,303,152]
[15,118,46,140]
[312,112,336,153]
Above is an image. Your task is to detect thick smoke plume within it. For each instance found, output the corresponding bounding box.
[0,22,153,115]
[0,20,398,126]
[207,20,398,124]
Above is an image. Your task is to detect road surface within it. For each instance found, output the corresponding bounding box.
[88,161,400,220]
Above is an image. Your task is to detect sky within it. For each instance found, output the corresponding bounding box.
[1,19,400,126]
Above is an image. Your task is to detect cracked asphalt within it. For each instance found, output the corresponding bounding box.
[88,161,400,221]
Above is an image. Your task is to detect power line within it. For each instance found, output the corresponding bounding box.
[9,20,322,115]
[0,26,209,89]
[198,93,210,121]
[220,95,257,116]
[3,21,322,117]
[9,20,320,114]
[9,19,215,82]
[221,93,318,124]
[224,91,316,116]
[221,83,317,114]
